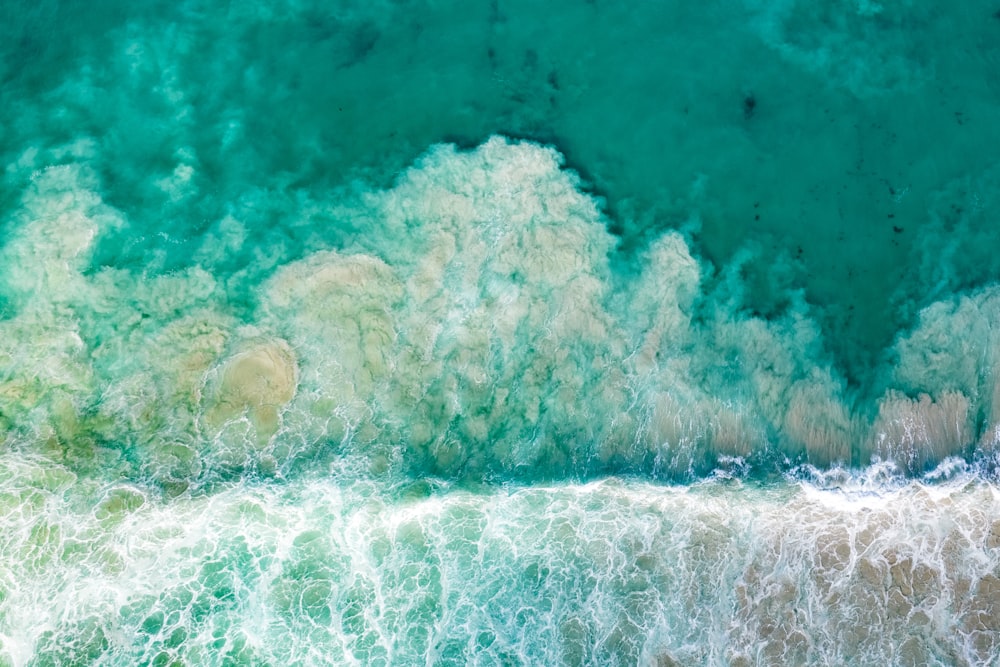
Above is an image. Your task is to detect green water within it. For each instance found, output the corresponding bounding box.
[2,0,1000,664]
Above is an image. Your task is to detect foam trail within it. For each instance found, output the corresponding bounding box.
[0,455,997,666]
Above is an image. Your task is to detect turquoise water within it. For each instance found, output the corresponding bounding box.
[2,0,1000,664]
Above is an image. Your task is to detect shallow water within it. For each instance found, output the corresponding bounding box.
[2,0,1000,664]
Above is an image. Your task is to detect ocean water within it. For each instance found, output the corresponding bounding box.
[2,0,1000,664]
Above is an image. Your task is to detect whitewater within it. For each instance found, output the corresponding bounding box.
[2,0,1000,664]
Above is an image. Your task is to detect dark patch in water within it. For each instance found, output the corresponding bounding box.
[343,22,380,67]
